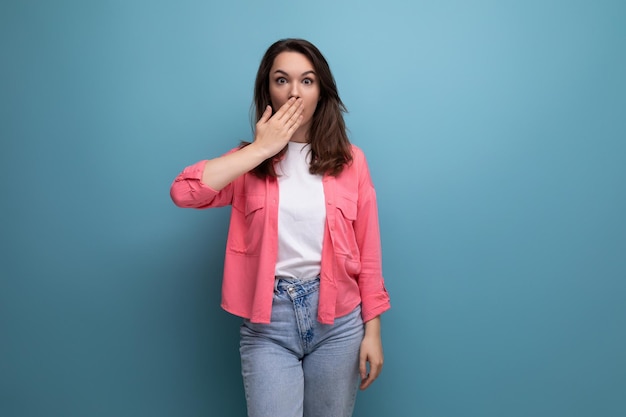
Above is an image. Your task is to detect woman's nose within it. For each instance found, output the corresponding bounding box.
[289,83,300,99]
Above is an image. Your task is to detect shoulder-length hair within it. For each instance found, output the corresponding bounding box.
[244,38,352,178]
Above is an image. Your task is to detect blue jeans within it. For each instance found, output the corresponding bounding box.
[240,277,364,417]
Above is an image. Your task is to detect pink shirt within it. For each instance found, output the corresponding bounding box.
[170,145,390,324]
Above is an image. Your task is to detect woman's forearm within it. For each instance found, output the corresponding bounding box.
[201,143,269,190]
[364,315,381,337]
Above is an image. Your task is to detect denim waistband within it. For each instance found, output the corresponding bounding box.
[274,276,320,295]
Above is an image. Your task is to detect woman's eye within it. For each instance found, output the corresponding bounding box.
[303,78,313,85]
[276,77,287,84]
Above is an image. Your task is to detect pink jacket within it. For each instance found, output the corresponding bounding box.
[170,145,390,324]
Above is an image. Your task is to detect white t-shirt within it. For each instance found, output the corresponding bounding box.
[274,141,326,279]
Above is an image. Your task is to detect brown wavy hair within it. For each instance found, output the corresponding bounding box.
[244,38,352,178]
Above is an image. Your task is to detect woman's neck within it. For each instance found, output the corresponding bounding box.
[290,125,310,143]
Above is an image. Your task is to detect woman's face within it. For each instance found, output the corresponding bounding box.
[269,51,320,141]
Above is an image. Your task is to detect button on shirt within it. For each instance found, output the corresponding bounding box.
[170,144,390,324]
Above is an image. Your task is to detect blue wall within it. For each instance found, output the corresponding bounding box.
[2,1,625,416]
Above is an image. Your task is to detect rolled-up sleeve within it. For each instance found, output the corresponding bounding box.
[170,160,234,209]
[353,150,391,322]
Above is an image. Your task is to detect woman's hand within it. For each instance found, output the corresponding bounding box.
[198,98,303,190]
[359,316,384,390]
[253,97,304,158]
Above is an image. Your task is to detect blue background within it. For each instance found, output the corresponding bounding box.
[2,1,625,416]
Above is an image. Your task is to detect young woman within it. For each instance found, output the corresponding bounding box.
[170,38,390,417]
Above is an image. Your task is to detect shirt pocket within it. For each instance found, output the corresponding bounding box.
[229,194,266,255]
[334,195,361,261]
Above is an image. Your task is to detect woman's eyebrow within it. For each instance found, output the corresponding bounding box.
[273,69,317,77]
